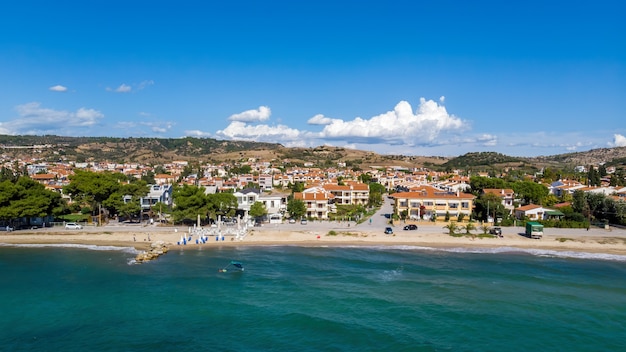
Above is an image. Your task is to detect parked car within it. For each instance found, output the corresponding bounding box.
[300,218,308,225]
[384,227,393,234]
[65,222,83,230]
[0,225,14,232]
[489,227,502,237]
[288,218,296,224]
[403,224,418,230]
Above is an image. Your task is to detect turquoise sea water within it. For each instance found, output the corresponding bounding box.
[1,244,625,352]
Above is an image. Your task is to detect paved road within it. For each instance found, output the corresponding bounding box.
[24,195,626,239]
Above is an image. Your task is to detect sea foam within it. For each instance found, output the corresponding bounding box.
[0,242,139,254]
[325,244,626,262]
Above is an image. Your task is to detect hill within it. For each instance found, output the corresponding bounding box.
[0,135,448,169]
[1,135,625,170]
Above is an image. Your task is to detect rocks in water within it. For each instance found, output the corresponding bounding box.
[135,241,169,263]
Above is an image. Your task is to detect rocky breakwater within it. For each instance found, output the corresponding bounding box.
[135,241,169,263]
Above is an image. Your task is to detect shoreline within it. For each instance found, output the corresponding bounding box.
[1,224,626,258]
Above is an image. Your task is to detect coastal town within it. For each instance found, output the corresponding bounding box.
[3,140,626,233]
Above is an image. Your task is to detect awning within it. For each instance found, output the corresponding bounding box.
[545,210,564,216]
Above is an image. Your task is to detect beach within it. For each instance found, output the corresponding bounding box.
[2,221,626,256]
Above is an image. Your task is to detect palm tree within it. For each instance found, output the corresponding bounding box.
[464,221,476,235]
[443,221,459,236]
[464,221,477,239]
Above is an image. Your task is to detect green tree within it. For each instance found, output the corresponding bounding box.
[249,201,267,222]
[585,166,599,186]
[0,177,66,226]
[206,192,238,220]
[443,221,459,236]
[287,198,306,219]
[141,170,156,184]
[512,180,549,205]
[543,194,560,207]
[171,184,210,224]
[463,221,476,235]
[0,167,17,183]
[368,182,385,207]
[469,176,506,194]
[358,173,372,184]
[474,192,503,222]
[291,182,305,193]
[571,190,586,213]
[154,165,168,175]
[64,170,127,208]
[118,196,142,222]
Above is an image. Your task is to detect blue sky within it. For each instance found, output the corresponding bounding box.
[1,0,624,157]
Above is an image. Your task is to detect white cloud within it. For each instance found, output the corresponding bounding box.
[114,120,174,135]
[228,106,271,122]
[0,102,104,135]
[216,121,301,142]
[609,134,626,147]
[137,80,154,90]
[439,96,445,103]
[476,133,498,146]
[115,84,132,93]
[141,121,173,134]
[49,85,68,92]
[318,98,467,145]
[207,98,470,151]
[106,81,154,93]
[185,130,212,138]
[307,114,338,125]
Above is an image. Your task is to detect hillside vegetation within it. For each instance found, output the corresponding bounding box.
[1,135,626,170]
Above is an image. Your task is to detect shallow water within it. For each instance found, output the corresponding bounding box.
[1,244,625,351]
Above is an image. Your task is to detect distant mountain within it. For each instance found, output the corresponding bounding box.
[1,135,625,170]
[529,147,626,167]
[442,152,523,168]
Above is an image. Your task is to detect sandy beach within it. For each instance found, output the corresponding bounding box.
[2,222,626,256]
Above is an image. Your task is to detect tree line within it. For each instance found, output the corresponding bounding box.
[470,176,626,227]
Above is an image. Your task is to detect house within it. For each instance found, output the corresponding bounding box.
[140,184,173,211]
[30,173,56,185]
[483,188,515,212]
[514,204,564,221]
[257,174,274,191]
[391,185,475,221]
[293,187,334,220]
[233,188,261,212]
[258,192,288,223]
[154,173,177,185]
[322,181,369,206]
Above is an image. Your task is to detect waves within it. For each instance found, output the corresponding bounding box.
[2,241,624,263]
[0,242,139,255]
[311,244,626,262]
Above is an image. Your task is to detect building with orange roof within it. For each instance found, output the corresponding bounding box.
[293,187,334,219]
[322,181,369,206]
[483,188,515,211]
[30,173,57,185]
[154,173,177,185]
[391,185,475,221]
